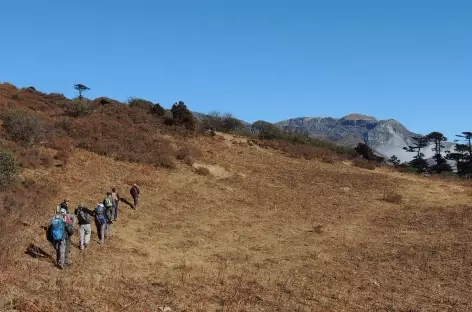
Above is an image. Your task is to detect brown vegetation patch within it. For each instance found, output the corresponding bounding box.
[352,157,377,170]
[382,190,403,203]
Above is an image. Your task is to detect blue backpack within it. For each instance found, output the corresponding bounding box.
[51,218,65,242]
[95,206,107,224]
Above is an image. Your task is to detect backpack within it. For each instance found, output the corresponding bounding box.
[50,218,65,242]
[77,208,90,224]
[96,214,107,225]
[65,222,74,236]
[95,206,107,224]
[103,197,112,208]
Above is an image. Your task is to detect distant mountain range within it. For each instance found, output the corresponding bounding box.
[276,114,455,162]
[193,111,454,162]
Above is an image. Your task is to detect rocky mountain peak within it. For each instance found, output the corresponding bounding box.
[340,113,377,121]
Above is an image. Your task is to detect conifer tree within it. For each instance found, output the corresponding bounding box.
[388,155,400,166]
[403,136,429,173]
[426,131,451,173]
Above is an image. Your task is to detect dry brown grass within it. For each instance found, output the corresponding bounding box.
[352,157,377,170]
[195,166,211,176]
[382,190,403,203]
[1,133,471,311]
[2,85,472,311]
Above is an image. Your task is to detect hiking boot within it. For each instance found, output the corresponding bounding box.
[80,246,84,250]
[58,264,64,270]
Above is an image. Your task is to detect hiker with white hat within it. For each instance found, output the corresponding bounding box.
[47,208,74,269]
[94,203,109,244]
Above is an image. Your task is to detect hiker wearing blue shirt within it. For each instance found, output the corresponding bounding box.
[94,203,109,244]
[47,208,74,269]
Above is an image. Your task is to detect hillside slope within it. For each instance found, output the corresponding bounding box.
[1,131,472,311]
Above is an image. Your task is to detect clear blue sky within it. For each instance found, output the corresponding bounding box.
[1,0,471,139]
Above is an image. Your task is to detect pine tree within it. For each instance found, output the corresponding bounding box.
[454,132,472,176]
[388,155,400,166]
[426,131,451,173]
[403,136,429,173]
[446,144,468,175]
[74,84,90,100]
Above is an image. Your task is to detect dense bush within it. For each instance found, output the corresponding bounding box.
[128,97,154,110]
[151,103,166,116]
[66,100,92,117]
[0,148,19,190]
[202,112,245,133]
[171,101,196,130]
[2,110,45,147]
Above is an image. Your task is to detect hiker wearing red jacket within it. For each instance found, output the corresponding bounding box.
[130,184,140,209]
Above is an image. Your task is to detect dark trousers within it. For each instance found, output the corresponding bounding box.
[113,200,119,219]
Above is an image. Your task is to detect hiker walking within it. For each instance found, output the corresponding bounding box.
[57,198,70,213]
[103,192,114,224]
[47,208,74,269]
[94,203,108,244]
[130,184,140,209]
[111,188,119,221]
[74,204,94,250]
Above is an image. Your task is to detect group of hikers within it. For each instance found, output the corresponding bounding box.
[46,184,141,269]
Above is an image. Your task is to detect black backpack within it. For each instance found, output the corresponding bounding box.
[77,208,90,224]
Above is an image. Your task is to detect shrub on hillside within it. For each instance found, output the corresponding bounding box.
[176,144,202,166]
[382,191,402,204]
[2,110,44,147]
[55,150,71,167]
[11,93,21,100]
[128,97,154,110]
[151,103,166,116]
[0,148,19,190]
[171,101,196,130]
[352,157,376,170]
[202,112,245,133]
[163,110,174,126]
[395,163,416,174]
[66,100,92,117]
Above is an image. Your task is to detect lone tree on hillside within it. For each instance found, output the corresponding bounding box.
[74,84,90,100]
[388,155,400,166]
[403,136,429,173]
[426,131,451,173]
